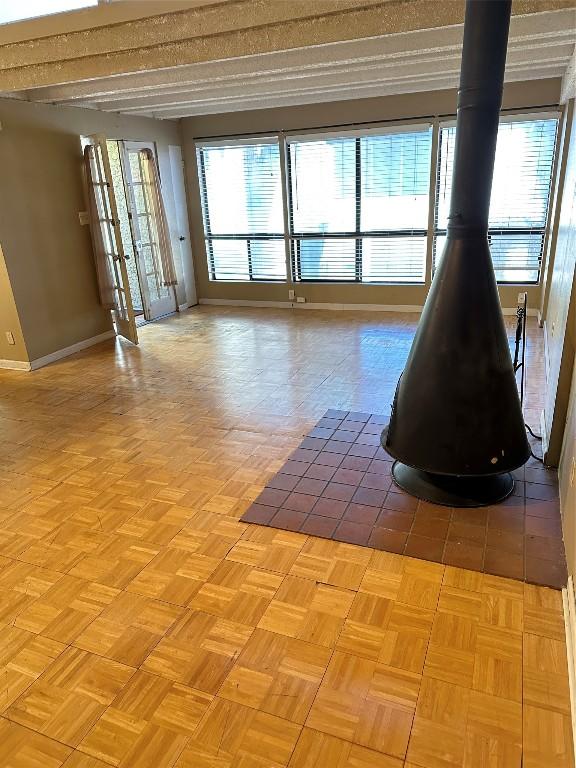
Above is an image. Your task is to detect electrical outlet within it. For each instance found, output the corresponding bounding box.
[288,290,295,300]
[296,296,306,303]
[570,457,576,488]
[78,211,90,226]
[5,331,15,345]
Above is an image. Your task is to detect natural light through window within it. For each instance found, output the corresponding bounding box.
[0,0,97,25]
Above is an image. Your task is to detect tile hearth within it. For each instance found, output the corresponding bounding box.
[241,409,567,589]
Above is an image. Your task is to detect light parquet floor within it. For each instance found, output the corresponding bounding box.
[0,306,571,767]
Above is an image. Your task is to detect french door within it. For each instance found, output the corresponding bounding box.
[85,135,139,344]
[121,141,177,321]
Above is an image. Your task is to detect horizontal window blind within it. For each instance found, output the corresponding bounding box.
[288,127,432,282]
[197,140,286,281]
[434,118,558,283]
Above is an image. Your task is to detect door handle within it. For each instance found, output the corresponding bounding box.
[179,236,186,242]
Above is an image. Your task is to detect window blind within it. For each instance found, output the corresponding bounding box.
[197,140,286,281]
[434,117,558,283]
[288,127,432,282]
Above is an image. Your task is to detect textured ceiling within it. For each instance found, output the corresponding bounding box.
[0,0,574,119]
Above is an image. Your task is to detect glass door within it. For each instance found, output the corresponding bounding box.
[84,135,139,344]
[121,142,177,321]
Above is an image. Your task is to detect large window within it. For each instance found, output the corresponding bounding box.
[196,113,558,285]
[287,127,432,282]
[434,117,558,283]
[197,139,286,281]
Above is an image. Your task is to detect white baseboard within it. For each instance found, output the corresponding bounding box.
[563,576,576,741]
[29,330,116,371]
[0,358,31,371]
[199,298,538,315]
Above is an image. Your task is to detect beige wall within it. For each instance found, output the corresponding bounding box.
[0,243,28,362]
[181,79,561,309]
[543,99,576,464]
[0,97,183,361]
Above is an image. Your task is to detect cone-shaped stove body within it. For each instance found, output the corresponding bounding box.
[384,0,530,498]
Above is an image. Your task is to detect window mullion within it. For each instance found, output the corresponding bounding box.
[425,120,440,286]
[355,137,362,283]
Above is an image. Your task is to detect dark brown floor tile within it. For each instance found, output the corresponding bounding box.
[485,529,524,555]
[348,443,378,459]
[412,516,450,540]
[512,480,525,498]
[525,534,566,562]
[333,430,358,443]
[383,491,419,514]
[484,549,525,580]
[300,515,339,538]
[368,413,389,425]
[256,487,290,507]
[343,503,380,526]
[524,466,558,486]
[324,440,352,455]
[304,464,337,481]
[525,498,561,518]
[281,460,311,477]
[307,427,336,440]
[525,482,559,501]
[511,466,525,481]
[315,451,344,468]
[451,507,488,527]
[241,503,277,525]
[443,541,484,570]
[290,448,319,463]
[334,521,372,546]
[324,409,349,419]
[311,497,348,519]
[355,433,381,446]
[376,509,414,533]
[404,535,445,562]
[525,515,563,538]
[417,501,453,520]
[283,493,318,514]
[368,527,407,553]
[487,508,525,534]
[368,458,393,475]
[374,447,392,460]
[317,417,343,430]
[494,495,526,514]
[332,468,364,486]
[360,423,381,435]
[525,556,567,589]
[270,509,307,532]
[352,487,387,508]
[347,411,371,422]
[294,477,327,496]
[360,472,392,491]
[447,521,486,546]
[341,419,364,432]
[267,473,300,492]
[301,436,328,451]
[340,455,372,471]
[322,482,356,502]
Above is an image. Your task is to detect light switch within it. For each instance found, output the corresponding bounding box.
[5,331,15,345]
[78,211,90,226]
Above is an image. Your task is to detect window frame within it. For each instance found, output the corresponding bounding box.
[432,112,560,285]
[286,124,433,284]
[194,107,561,287]
[196,137,287,283]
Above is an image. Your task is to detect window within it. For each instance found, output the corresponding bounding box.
[0,0,97,25]
[287,126,432,282]
[197,139,286,281]
[434,117,558,283]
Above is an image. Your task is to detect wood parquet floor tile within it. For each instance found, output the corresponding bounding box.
[0,307,572,767]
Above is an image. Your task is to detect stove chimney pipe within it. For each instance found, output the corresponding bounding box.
[383,0,530,506]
